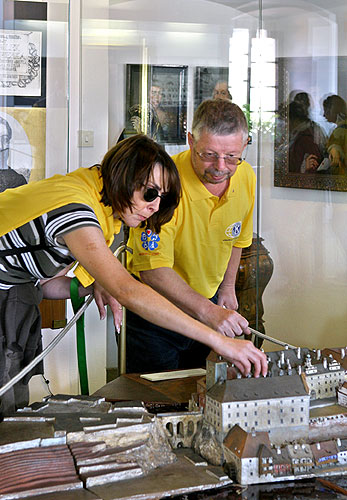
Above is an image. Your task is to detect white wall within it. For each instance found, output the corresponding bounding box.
[258,4,347,351]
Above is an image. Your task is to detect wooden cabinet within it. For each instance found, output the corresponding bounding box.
[39,299,67,329]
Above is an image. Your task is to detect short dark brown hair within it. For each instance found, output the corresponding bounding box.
[99,134,181,233]
[192,99,248,141]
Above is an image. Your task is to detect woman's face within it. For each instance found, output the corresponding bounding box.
[118,163,168,227]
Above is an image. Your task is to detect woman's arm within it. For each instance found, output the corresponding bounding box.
[63,226,268,377]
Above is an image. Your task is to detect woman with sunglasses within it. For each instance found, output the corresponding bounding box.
[0,134,267,414]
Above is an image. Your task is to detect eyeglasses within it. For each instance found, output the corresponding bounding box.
[143,187,167,203]
[195,151,244,166]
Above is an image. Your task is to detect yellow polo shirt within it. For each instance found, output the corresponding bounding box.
[0,167,121,287]
[128,149,255,298]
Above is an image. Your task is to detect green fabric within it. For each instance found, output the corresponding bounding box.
[70,277,89,395]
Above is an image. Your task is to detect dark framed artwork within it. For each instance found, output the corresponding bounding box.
[0,1,47,194]
[124,64,188,145]
[274,56,347,192]
[1,1,47,108]
[194,66,230,108]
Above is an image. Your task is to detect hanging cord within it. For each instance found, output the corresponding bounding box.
[41,374,53,397]
[70,277,89,395]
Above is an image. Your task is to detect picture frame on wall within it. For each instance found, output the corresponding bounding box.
[274,56,347,192]
[0,1,47,194]
[124,64,188,146]
[194,66,230,108]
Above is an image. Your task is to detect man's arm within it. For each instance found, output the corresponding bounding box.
[62,226,266,377]
[216,246,242,310]
[140,264,249,338]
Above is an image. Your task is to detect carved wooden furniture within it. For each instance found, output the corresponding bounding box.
[236,234,274,347]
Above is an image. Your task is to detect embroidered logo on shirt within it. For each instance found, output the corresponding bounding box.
[140,229,160,251]
[225,222,242,238]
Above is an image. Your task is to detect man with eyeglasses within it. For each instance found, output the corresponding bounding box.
[126,99,256,373]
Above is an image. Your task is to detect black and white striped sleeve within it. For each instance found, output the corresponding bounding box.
[45,203,102,246]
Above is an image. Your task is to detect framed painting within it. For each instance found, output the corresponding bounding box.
[194,66,230,108]
[124,64,188,146]
[0,1,47,108]
[274,56,347,192]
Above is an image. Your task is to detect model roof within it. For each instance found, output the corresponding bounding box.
[207,374,308,402]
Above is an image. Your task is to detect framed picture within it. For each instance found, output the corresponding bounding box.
[0,107,46,192]
[0,1,47,108]
[194,66,230,108]
[274,56,347,192]
[124,64,188,145]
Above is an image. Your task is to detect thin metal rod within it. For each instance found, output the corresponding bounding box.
[248,327,297,349]
[114,240,132,376]
[0,295,94,398]
[119,250,127,375]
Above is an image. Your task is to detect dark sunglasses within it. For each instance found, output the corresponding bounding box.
[143,187,167,203]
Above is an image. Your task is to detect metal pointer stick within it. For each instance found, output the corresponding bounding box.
[248,327,297,349]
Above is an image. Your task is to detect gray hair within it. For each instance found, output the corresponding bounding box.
[192,99,248,141]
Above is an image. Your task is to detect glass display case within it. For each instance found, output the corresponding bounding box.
[1,0,346,401]
[81,0,347,383]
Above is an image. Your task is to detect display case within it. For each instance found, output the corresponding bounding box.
[2,0,346,401]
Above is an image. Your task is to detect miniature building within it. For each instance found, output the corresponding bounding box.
[337,381,347,407]
[336,438,347,464]
[271,446,292,477]
[310,440,338,468]
[206,351,228,390]
[266,348,346,400]
[158,412,203,448]
[286,443,314,474]
[205,374,310,443]
[223,424,272,484]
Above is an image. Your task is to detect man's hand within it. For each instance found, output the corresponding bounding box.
[206,302,249,337]
[213,335,268,378]
[93,281,123,333]
[217,284,238,310]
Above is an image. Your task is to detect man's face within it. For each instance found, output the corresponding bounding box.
[188,131,247,186]
[149,86,162,109]
[212,82,231,100]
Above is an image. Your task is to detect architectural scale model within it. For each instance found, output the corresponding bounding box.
[0,346,346,498]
